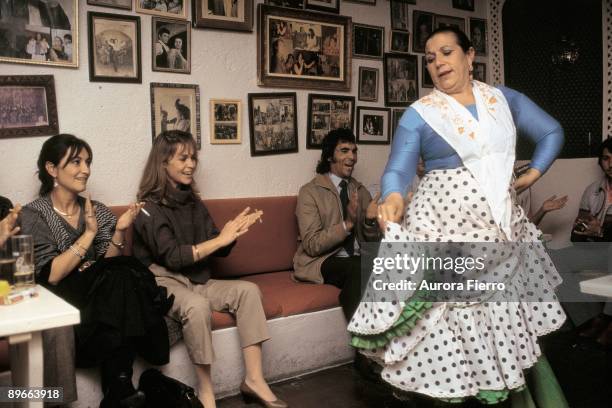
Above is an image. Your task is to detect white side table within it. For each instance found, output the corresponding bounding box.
[579,274,612,298]
[0,285,80,408]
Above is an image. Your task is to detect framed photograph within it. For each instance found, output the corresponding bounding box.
[391,108,405,140]
[356,107,390,145]
[135,0,187,20]
[472,62,486,82]
[152,17,190,74]
[88,12,141,83]
[248,92,298,156]
[258,4,352,91]
[421,56,433,88]
[469,18,487,56]
[384,53,418,107]
[306,94,354,149]
[87,0,131,10]
[265,0,304,9]
[344,0,375,4]
[435,15,466,33]
[0,75,59,139]
[358,66,378,102]
[390,0,409,31]
[210,99,241,144]
[150,83,201,148]
[452,0,475,11]
[353,23,384,59]
[0,0,78,68]
[390,30,409,53]
[412,10,433,53]
[194,0,254,31]
[305,0,339,14]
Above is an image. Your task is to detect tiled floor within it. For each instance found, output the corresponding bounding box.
[218,328,611,408]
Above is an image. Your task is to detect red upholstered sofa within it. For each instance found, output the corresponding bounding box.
[1,196,353,405]
[110,196,341,336]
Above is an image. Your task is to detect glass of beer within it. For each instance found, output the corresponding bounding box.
[0,239,15,287]
[11,235,35,290]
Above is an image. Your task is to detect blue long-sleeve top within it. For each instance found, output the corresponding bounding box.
[381,86,564,199]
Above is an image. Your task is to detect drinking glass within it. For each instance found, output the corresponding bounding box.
[11,235,35,290]
[0,239,15,288]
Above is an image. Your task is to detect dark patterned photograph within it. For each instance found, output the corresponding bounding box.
[307,94,354,148]
[421,55,433,88]
[136,0,187,19]
[391,108,405,140]
[248,92,298,156]
[390,0,409,31]
[353,23,384,59]
[265,0,304,8]
[358,66,378,102]
[412,10,433,53]
[0,75,59,139]
[470,18,487,56]
[473,62,486,82]
[452,0,475,11]
[384,53,418,106]
[357,106,390,144]
[390,30,409,53]
[435,14,466,33]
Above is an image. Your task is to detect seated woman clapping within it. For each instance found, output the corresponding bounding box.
[132,130,288,408]
[20,134,173,408]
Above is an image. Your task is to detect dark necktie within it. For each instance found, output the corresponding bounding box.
[339,180,355,256]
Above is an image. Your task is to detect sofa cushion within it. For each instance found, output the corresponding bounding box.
[242,272,341,316]
[206,196,298,278]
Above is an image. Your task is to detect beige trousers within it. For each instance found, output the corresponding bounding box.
[150,264,270,365]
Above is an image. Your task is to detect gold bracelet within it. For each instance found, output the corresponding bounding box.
[69,245,84,260]
[110,240,125,249]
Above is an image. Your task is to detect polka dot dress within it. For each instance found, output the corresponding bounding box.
[348,167,566,400]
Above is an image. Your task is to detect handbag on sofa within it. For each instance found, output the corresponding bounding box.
[139,368,203,408]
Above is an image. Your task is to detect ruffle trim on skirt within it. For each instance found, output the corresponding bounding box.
[351,300,434,350]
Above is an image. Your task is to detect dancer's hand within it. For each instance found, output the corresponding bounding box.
[513,168,541,194]
[377,193,404,230]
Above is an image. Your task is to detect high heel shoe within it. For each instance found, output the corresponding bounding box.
[239,381,288,408]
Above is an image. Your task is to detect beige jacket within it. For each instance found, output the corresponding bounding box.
[293,174,381,283]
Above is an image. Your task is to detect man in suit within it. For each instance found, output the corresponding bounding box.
[293,128,381,320]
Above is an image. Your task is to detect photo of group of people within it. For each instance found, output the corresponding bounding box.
[384,54,418,106]
[249,94,297,155]
[307,94,354,148]
[0,87,49,129]
[0,0,76,67]
[0,75,58,138]
[268,17,343,80]
[211,99,241,144]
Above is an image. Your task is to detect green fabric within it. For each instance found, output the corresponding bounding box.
[350,300,434,350]
[524,356,569,408]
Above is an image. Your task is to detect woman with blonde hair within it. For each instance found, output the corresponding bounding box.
[133,130,288,408]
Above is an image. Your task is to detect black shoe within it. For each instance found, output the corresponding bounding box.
[100,373,146,408]
[354,353,382,383]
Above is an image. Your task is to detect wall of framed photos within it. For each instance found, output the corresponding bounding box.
[0,0,490,206]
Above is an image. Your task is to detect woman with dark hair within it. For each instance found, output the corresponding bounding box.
[349,26,568,405]
[133,131,287,408]
[19,134,173,408]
